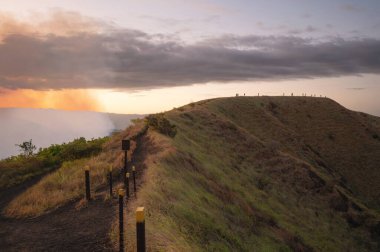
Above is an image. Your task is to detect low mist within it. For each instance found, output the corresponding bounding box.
[0,108,142,159]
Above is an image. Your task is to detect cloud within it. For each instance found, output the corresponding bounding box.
[1,11,380,91]
[0,10,110,39]
[347,87,366,91]
[0,108,115,159]
[300,13,311,19]
[288,25,319,34]
[340,4,365,12]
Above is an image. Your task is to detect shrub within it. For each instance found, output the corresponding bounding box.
[0,136,108,190]
[146,113,177,137]
[15,139,36,156]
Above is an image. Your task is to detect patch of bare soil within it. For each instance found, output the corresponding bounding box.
[0,189,116,251]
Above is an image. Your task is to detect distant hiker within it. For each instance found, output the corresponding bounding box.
[244,93,246,96]
[291,93,293,96]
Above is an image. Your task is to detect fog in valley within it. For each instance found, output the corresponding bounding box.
[0,108,142,159]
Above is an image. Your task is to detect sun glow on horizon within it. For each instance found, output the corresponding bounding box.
[1,74,380,117]
[94,74,380,116]
[0,88,101,111]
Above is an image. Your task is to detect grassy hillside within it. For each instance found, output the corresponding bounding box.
[0,137,107,190]
[0,119,148,251]
[121,96,380,251]
[206,97,380,208]
[3,120,147,217]
[3,97,378,251]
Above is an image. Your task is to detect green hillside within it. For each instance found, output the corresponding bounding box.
[2,96,379,251]
[123,96,380,251]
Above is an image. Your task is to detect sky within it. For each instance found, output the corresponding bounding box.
[0,0,380,115]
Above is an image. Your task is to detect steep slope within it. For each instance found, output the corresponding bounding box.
[0,120,147,251]
[206,97,380,208]
[124,97,380,251]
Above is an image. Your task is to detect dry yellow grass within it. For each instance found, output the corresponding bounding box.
[111,130,195,252]
[4,121,147,218]
[6,98,379,250]
[109,97,380,251]
[4,158,107,217]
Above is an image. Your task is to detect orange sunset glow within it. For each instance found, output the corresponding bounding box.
[0,8,379,115]
[0,88,101,111]
[1,1,380,251]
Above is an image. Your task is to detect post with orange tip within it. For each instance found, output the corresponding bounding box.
[136,207,146,252]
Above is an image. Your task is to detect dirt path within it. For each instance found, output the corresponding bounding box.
[0,167,60,213]
[0,134,149,252]
[0,194,115,251]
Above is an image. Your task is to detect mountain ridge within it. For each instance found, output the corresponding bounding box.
[124,96,380,251]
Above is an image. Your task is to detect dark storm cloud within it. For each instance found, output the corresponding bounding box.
[1,30,380,90]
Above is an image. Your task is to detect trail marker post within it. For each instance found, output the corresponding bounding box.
[122,140,130,188]
[132,166,137,194]
[119,189,125,252]
[136,207,146,252]
[126,172,130,200]
[109,165,113,197]
[85,166,91,201]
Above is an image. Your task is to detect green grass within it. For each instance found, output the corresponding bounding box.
[3,121,147,218]
[0,137,108,190]
[120,97,379,251]
[4,158,98,217]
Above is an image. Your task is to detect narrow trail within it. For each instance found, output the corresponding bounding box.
[0,195,115,251]
[0,134,148,251]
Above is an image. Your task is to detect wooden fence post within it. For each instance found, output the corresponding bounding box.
[122,140,130,190]
[136,207,146,252]
[109,165,113,197]
[126,172,130,200]
[132,166,137,194]
[85,166,91,201]
[119,189,125,252]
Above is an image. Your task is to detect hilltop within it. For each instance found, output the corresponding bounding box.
[126,96,380,251]
[1,96,379,251]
